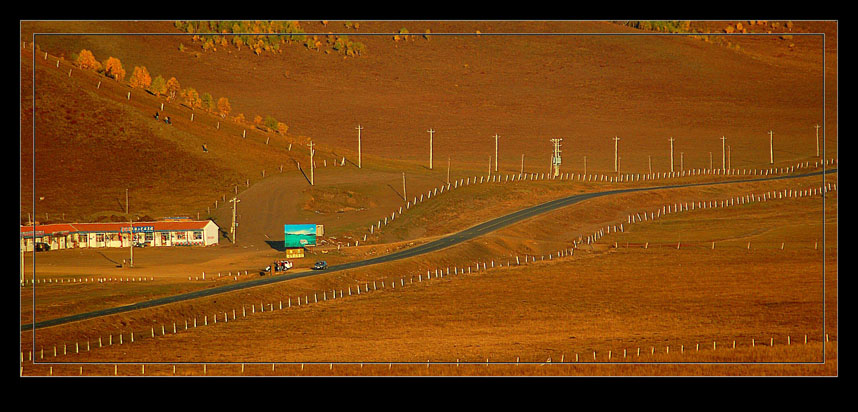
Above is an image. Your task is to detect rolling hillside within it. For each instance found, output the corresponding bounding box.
[20,20,837,245]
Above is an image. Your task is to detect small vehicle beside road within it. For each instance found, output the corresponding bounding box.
[312,261,328,270]
[262,260,293,275]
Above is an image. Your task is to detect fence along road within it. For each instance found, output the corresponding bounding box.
[22,168,837,331]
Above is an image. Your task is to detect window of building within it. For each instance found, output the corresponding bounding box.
[193,231,203,240]
[96,234,104,242]
[176,232,187,240]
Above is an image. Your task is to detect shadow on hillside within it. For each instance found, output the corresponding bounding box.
[297,165,312,186]
[265,240,287,252]
[387,184,404,200]
[96,251,120,266]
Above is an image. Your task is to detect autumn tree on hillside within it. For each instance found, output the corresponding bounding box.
[165,77,181,101]
[254,115,263,126]
[102,57,126,81]
[234,113,246,124]
[75,49,101,71]
[277,122,288,135]
[217,97,231,118]
[149,75,167,96]
[182,87,201,108]
[264,115,278,130]
[129,66,152,89]
[200,92,214,111]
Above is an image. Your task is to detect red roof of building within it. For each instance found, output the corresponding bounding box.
[19,223,78,236]
[21,220,216,235]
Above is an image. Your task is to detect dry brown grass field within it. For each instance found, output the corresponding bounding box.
[20,20,837,377]
[22,342,836,376]
[21,21,836,225]
[20,172,835,324]
[21,174,836,376]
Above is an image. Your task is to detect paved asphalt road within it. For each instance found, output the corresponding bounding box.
[22,168,836,331]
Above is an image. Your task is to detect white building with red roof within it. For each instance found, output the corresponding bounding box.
[20,220,220,251]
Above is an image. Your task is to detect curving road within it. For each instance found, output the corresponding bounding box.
[22,168,836,331]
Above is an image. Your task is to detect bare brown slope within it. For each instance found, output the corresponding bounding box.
[24,20,835,175]
[20,46,309,224]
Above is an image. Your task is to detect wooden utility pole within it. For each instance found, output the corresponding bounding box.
[521,154,525,174]
[720,136,727,172]
[815,124,821,157]
[229,197,240,244]
[648,155,652,174]
[584,156,587,175]
[356,125,363,168]
[680,152,684,172]
[768,130,774,164]
[612,136,621,172]
[447,157,451,184]
[402,172,407,201]
[669,137,675,172]
[728,145,732,170]
[494,134,500,172]
[308,141,315,185]
[428,128,435,169]
[550,138,562,177]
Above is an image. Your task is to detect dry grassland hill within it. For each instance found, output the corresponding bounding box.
[20,20,836,234]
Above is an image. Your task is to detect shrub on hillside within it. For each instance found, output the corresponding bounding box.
[349,41,366,56]
[102,57,126,82]
[277,122,288,135]
[264,115,278,130]
[175,20,319,57]
[200,92,215,111]
[182,87,201,108]
[165,77,181,102]
[217,97,231,118]
[149,75,167,96]
[75,49,102,71]
[129,66,152,89]
[625,21,688,33]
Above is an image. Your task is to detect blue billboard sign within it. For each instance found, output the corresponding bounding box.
[284,224,317,248]
[120,225,155,233]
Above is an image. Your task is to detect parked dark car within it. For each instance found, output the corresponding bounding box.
[35,242,50,252]
[312,261,328,270]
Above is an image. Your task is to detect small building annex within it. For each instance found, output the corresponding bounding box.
[20,220,220,252]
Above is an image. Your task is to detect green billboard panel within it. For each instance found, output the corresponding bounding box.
[284,224,316,248]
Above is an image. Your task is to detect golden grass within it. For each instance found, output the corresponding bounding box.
[22,190,836,376]
[20,341,835,377]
